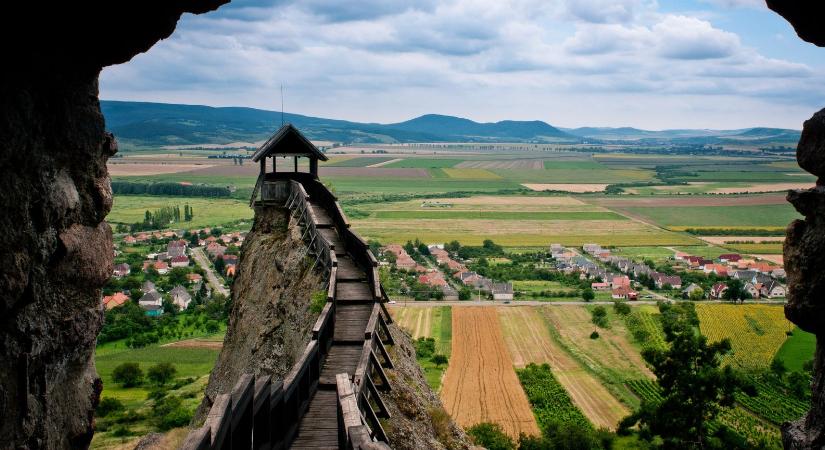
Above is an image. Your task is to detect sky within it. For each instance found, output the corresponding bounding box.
[100,0,825,130]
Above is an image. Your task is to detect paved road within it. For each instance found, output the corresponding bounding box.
[191,247,230,297]
[387,299,786,307]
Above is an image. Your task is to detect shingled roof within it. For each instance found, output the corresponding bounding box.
[251,123,328,162]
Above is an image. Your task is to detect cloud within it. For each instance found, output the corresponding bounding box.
[99,0,822,129]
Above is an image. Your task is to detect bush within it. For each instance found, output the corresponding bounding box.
[613,301,631,315]
[431,354,448,368]
[96,398,124,417]
[112,362,143,387]
[147,362,177,386]
[467,422,516,450]
[415,337,436,359]
[111,425,131,437]
[590,331,600,339]
[205,320,220,334]
[310,290,327,314]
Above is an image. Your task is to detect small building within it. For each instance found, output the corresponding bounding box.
[139,290,162,307]
[113,263,131,278]
[123,236,137,244]
[187,273,203,283]
[760,281,786,299]
[170,255,189,268]
[611,276,631,289]
[719,254,742,263]
[492,283,514,301]
[682,283,703,299]
[710,283,728,299]
[170,285,192,310]
[142,280,156,294]
[142,304,163,317]
[612,286,636,300]
[103,292,129,310]
[743,282,760,299]
[167,240,187,258]
[591,282,610,291]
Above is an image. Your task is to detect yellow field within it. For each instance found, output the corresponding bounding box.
[441,168,502,179]
[696,304,794,371]
[390,307,434,339]
[498,307,630,430]
[353,218,700,247]
[441,307,540,438]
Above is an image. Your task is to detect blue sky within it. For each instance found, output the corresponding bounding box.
[100,0,825,130]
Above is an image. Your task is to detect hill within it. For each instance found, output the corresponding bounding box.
[101,101,577,147]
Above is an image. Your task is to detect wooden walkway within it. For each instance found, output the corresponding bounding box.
[181,176,394,450]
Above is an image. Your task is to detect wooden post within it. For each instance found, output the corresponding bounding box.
[231,374,254,450]
[294,156,298,172]
[309,157,318,177]
[260,158,266,177]
[253,376,271,450]
[272,156,276,173]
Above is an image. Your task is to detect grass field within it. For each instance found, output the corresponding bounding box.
[441,307,540,438]
[696,304,794,371]
[109,195,252,228]
[497,307,630,429]
[390,306,452,389]
[775,327,816,372]
[324,156,396,167]
[725,242,785,255]
[623,204,801,228]
[383,158,463,168]
[369,210,626,221]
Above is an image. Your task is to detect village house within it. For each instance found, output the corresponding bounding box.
[103,292,129,310]
[167,240,187,258]
[682,283,703,299]
[612,286,637,300]
[226,265,237,277]
[771,268,786,279]
[710,283,728,299]
[744,282,761,299]
[170,285,192,310]
[442,285,459,301]
[206,242,227,258]
[395,256,416,271]
[113,263,131,278]
[719,253,742,263]
[492,283,514,301]
[223,254,239,266]
[171,255,189,268]
[123,235,137,244]
[733,270,758,282]
[611,275,631,289]
[760,280,786,299]
[591,282,610,291]
[138,289,162,316]
[187,273,203,283]
[142,304,163,317]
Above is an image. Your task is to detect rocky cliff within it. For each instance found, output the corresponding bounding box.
[0,3,226,448]
[765,1,825,448]
[197,204,471,448]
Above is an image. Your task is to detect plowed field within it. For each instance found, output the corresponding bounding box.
[441,307,540,438]
[390,307,434,338]
[498,307,630,430]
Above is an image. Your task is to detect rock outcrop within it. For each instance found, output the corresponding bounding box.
[767,2,825,448]
[198,204,471,448]
[0,2,226,448]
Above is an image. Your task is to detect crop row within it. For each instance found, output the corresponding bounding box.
[624,311,667,352]
[517,363,592,432]
[735,377,808,425]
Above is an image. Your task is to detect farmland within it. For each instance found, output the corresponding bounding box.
[108,195,252,229]
[440,307,540,438]
[696,304,794,371]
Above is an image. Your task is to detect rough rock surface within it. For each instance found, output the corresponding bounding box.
[195,206,323,418]
[196,205,471,448]
[766,3,825,448]
[0,2,225,448]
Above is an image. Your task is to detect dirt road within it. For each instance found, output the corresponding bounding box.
[190,247,230,297]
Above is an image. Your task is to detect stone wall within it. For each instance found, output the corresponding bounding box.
[0,3,226,448]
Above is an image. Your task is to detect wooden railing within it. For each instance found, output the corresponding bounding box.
[183,175,393,450]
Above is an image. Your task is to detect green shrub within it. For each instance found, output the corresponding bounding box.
[112,362,143,387]
[111,425,131,437]
[310,290,327,314]
[590,331,600,339]
[96,398,124,417]
[147,362,177,386]
[467,422,516,450]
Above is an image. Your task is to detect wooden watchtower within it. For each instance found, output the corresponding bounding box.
[249,124,328,205]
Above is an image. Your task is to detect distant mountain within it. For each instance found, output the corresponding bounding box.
[101,101,577,147]
[562,125,799,144]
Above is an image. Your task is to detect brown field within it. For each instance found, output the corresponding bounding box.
[441,307,540,438]
[161,338,223,350]
[710,182,814,194]
[753,254,784,265]
[456,159,545,170]
[166,164,431,178]
[497,307,631,430]
[446,195,588,206]
[589,194,787,208]
[523,183,608,193]
[390,307,434,338]
[108,163,216,176]
[699,236,785,245]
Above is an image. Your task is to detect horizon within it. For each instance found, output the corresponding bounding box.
[99,0,825,130]
[99,98,801,132]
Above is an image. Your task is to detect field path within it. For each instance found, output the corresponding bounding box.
[366,158,403,168]
[441,307,540,438]
[498,307,631,430]
[191,247,230,297]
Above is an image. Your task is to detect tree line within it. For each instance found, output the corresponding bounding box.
[112,181,231,198]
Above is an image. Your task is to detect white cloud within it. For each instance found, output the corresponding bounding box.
[99,0,822,129]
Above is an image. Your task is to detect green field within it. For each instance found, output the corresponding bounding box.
[775,327,816,372]
[325,156,396,167]
[725,242,784,254]
[383,158,463,168]
[109,195,252,228]
[369,210,626,221]
[625,204,801,228]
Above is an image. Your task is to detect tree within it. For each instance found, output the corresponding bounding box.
[96,397,124,417]
[431,354,448,368]
[445,240,461,253]
[147,362,177,385]
[689,287,705,301]
[582,288,595,302]
[213,257,226,275]
[620,304,743,448]
[591,306,608,328]
[467,423,515,450]
[613,301,631,315]
[112,362,144,387]
[723,279,745,302]
[787,371,810,399]
[189,233,200,247]
[770,358,787,379]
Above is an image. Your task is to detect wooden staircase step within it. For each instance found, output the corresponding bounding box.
[308,203,333,227]
[317,228,346,255]
[290,390,339,449]
[334,304,372,342]
[335,281,374,302]
[319,344,362,386]
[336,256,366,281]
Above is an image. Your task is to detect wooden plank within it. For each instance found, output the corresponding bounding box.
[312,302,334,340]
[336,282,373,301]
[336,257,365,281]
[205,394,231,450]
[180,426,211,450]
[231,374,254,450]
